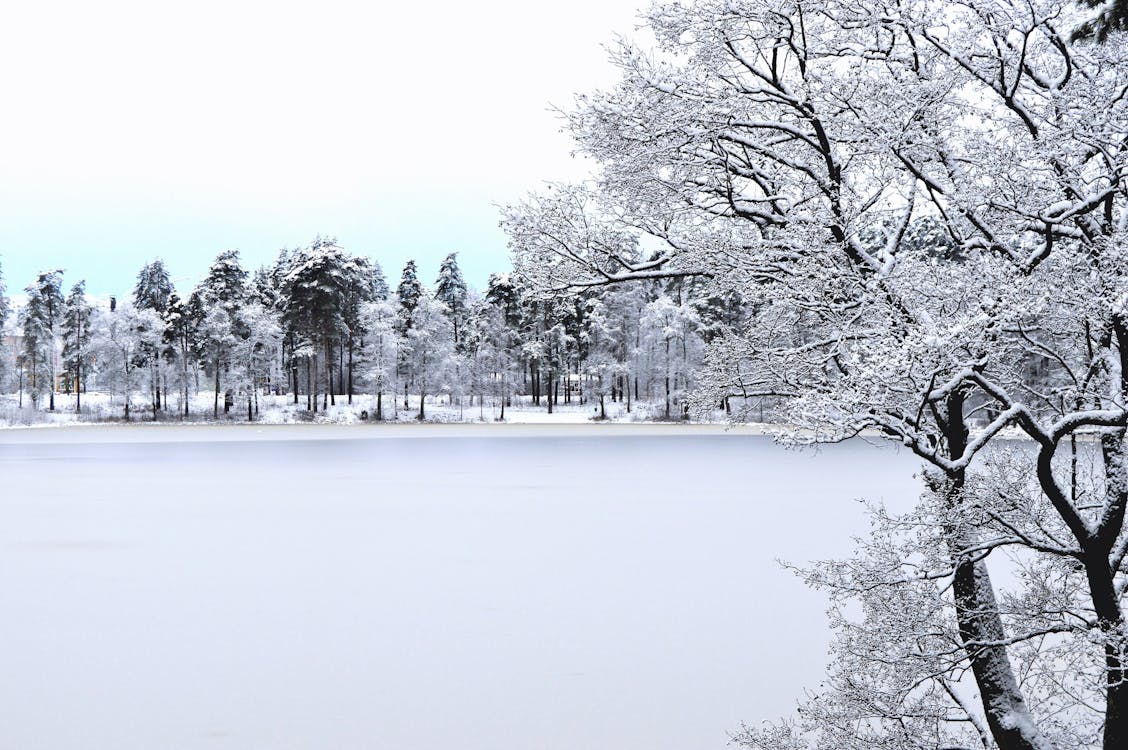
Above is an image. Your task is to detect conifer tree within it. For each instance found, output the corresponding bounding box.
[435,252,469,350]
[21,270,64,410]
[193,250,248,416]
[133,260,174,313]
[61,281,93,412]
[133,260,175,415]
[163,291,196,416]
[396,260,424,408]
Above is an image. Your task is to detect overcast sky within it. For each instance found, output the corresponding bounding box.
[0,0,645,299]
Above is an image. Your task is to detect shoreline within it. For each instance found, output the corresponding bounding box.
[0,420,776,444]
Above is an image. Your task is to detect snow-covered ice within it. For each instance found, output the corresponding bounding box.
[0,425,922,749]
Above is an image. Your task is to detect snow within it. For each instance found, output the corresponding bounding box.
[0,427,922,749]
[0,391,716,428]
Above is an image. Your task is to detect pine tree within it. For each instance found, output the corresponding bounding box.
[1074,0,1128,40]
[280,237,372,410]
[61,281,93,412]
[163,292,196,416]
[193,250,248,416]
[21,270,65,410]
[396,260,423,329]
[369,261,390,302]
[435,252,469,350]
[395,260,424,409]
[133,260,174,313]
[133,260,176,416]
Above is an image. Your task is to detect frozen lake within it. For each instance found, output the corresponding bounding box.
[0,425,922,750]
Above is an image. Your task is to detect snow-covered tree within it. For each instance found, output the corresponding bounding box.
[640,292,700,420]
[505,0,1128,747]
[0,259,9,388]
[580,297,620,419]
[162,292,197,417]
[133,259,175,415]
[231,302,282,421]
[484,273,521,419]
[61,281,93,412]
[435,252,469,350]
[193,250,248,416]
[395,260,425,408]
[20,270,65,410]
[361,299,400,420]
[279,237,377,411]
[92,303,162,420]
[133,260,174,313]
[404,293,453,420]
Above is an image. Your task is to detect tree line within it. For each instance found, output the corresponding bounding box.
[0,240,748,421]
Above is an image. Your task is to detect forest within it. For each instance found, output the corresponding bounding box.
[0,241,743,424]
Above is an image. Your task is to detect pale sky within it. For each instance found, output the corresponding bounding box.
[0,0,645,299]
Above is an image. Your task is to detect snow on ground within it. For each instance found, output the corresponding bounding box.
[0,428,923,750]
[0,390,701,428]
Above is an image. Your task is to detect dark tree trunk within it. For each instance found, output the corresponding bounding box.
[326,339,335,407]
[939,392,1053,750]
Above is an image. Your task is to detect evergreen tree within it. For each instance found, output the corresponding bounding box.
[21,270,65,410]
[133,259,176,415]
[61,281,93,412]
[396,260,423,328]
[197,250,248,315]
[435,252,469,350]
[280,237,374,410]
[395,260,424,408]
[193,250,248,416]
[1074,0,1128,40]
[369,261,390,302]
[163,291,196,416]
[133,259,174,313]
[485,273,522,419]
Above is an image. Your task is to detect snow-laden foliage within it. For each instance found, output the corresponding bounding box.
[503,0,1128,747]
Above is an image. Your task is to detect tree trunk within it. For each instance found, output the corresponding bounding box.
[664,338,671,419]
[938,392,1055,750]
[326,339,335,407]
[213,362,220,418]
